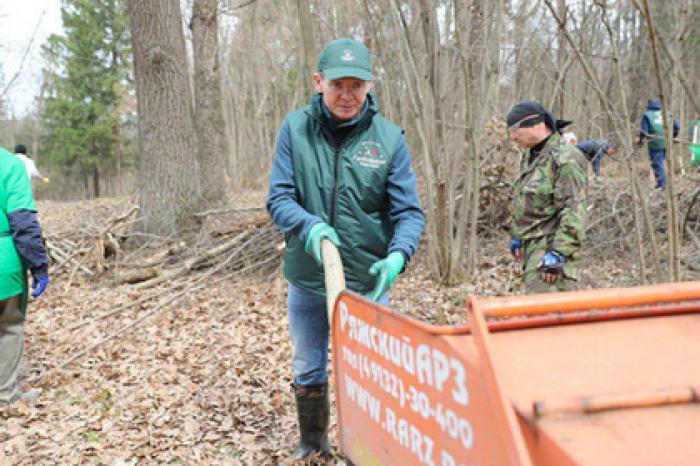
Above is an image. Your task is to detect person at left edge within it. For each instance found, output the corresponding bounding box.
[0,147,50,405]
[266,38,424,461]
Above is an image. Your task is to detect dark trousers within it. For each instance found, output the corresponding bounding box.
[649,148,666,189]
[591,154,602,177]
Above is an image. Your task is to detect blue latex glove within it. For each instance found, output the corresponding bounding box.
[31,275,50,298]
[537,250,565,273]
[537,250,565,284]
[368,252,405,302]
[509,237,522,256]
[304,223,340,267]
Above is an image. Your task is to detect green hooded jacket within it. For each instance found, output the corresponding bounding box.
[0,147,35,300]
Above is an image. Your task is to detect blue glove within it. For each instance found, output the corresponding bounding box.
[368,252,405,302]
[537,250,565,273]
[304,223,340,267]
[509,237,522,255]
[31,275,50,298]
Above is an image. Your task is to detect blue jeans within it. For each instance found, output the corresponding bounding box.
[287,282,388,386]
[649,148,666,189]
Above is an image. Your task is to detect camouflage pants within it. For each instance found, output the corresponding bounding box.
[522,237,579,294]
[0,294,24,403]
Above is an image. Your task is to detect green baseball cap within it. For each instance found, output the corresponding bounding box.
[318,38,373,81]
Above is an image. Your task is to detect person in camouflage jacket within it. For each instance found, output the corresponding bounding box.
[506,100,588,293]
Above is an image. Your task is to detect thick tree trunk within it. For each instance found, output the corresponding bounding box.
[418,0,447,277]
[192,0,229,204]
[127,0,201,237]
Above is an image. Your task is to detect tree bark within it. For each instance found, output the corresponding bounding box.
[192,0,229,204]
[93,165,100,198]
[296,0,317,102]
[639,0,681,281]
[113,122,122,195]
[127,0,201,237]
[555,0,567,115]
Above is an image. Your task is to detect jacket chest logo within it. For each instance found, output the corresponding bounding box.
[352,141,387,168]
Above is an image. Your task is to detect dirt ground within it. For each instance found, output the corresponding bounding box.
[1,178,698,465]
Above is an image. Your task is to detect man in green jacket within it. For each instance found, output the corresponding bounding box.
[1,147,50,404]
[635,99,680,190]
[507,100,588,293]
[266,38,424,461]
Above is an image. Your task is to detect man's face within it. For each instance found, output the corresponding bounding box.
[509,122,547,148]
[314,74,371,122]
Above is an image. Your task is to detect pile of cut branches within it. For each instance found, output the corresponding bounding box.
[115,210,282,290]
[42,197,139,282]
[39,197,284,289]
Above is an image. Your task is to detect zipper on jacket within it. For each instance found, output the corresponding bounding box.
[330,122,367,227]
[330,143,341,227]
[306,108,372,228]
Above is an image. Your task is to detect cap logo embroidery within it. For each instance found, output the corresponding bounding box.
[340,50,355,61]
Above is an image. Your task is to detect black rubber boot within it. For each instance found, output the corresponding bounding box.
[285,383,331,462]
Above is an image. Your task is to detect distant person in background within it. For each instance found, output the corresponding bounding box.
[14,144,49,185]
[0,147,50,405]
[635,99,680,190]
[562,133,617,185]
[561,132,577,145]
[688,118,700,168]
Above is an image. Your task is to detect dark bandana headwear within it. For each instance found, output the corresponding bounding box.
[506,99,572,132]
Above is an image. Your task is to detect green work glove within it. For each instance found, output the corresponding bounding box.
[368,252,405,302]
[304,222,340,267]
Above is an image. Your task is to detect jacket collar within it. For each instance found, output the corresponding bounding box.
[306,93,378,129]
[522,132,563,173]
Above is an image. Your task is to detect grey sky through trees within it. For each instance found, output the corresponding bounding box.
[0,0,62,116]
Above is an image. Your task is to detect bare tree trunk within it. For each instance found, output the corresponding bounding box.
[128,0,201,237]
[296,0,317,101]
[192,0,228,204]
[658,35,700,115]
[418,0,448,278]
[670,1,688,175]
[113,122,122,195]
[555,0,567,115]
[455,0,493,280]
[639,0,681,281]
[668,0,688,277]
[390,0,440,279]
[33,72,49,166]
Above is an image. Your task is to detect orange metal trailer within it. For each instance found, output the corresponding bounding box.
[330,281,700,466]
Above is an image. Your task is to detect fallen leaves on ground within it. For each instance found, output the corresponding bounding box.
[1,183,698,465]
